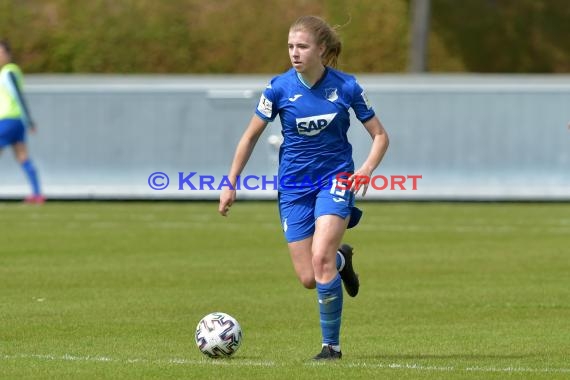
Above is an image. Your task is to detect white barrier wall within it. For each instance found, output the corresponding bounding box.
[0,75,568,200]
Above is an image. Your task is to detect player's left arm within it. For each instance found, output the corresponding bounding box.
[7,71,35,130]
[351,116,389,196]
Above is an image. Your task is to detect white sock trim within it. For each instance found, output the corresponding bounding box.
[322,343,341,352]
[337,250,346,272]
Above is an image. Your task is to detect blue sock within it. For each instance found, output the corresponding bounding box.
[21,159,41,196]
[316,273,343,346]
[336,251,345,272]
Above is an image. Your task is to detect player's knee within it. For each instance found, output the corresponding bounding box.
[311,252,335,274]
[298,275,316,289]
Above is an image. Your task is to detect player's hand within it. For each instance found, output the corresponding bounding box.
[29,122,37,134]
[219,188,236,216]
[349,167,373,197]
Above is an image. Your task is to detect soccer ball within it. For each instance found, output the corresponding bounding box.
[195,312,242,358]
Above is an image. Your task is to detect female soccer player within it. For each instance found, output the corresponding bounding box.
[0,40,44,203]
[218,16,389,360]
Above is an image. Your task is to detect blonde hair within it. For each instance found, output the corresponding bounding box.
[290,16,342,68]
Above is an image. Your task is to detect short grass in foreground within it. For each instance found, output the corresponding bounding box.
[0,201,569,379]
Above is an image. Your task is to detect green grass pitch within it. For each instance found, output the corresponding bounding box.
[1,201,569,379]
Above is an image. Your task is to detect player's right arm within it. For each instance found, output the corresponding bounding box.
[218,115,268,216]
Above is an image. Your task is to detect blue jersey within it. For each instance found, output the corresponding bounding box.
[255,67,375,193]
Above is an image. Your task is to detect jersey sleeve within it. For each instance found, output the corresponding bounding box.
[350,79,375,123]
[254,82,279,122]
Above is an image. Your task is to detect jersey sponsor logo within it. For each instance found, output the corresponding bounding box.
[257,94,273,117]
[296,113,337,136]
[325,88,338,102]
[288,94,303,102]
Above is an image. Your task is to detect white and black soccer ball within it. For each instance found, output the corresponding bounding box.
[195,312,242,358]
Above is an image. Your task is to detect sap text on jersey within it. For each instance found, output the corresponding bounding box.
[296,113,337,136]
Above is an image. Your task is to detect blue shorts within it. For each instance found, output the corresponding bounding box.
[278,186,363,243]
[0,118,25,148]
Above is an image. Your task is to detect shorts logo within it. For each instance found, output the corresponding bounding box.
[296,113,337,136]
[257,94,273,118]
[283,218,288,232]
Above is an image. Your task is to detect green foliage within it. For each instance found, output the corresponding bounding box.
[430,0,570,73]
[1,201,569,379]
[0,0,567,73]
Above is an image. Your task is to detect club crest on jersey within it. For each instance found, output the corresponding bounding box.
[296,113,337,136]
[325,88,338,102]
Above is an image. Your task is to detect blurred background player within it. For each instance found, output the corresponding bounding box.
[0,40,44,204]
[219,16,389,360]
